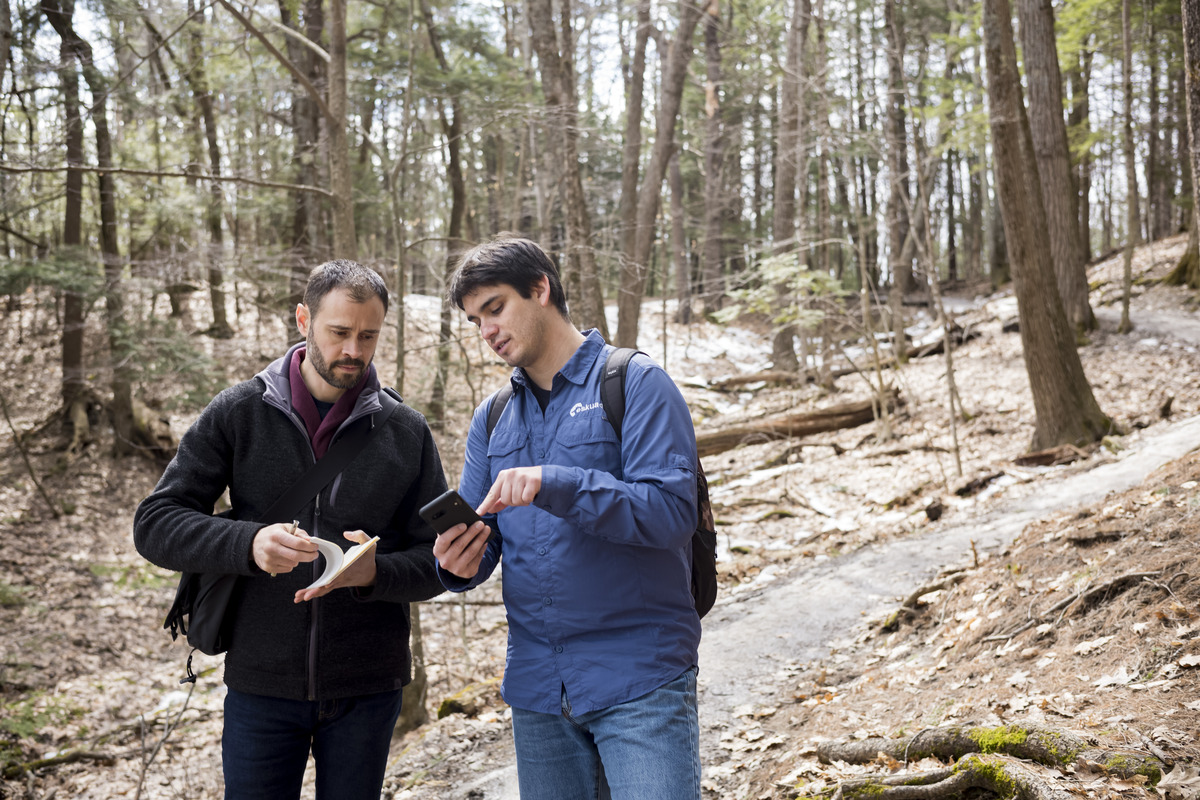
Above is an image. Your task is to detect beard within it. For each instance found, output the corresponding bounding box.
[306,336,367,390]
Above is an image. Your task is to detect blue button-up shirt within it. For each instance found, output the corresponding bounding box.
[439,330,701,715]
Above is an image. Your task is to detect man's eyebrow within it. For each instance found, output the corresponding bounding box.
[468,292,504,321]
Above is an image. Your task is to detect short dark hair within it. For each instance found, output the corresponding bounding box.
[448,235,569,318]
[304,259,389,317]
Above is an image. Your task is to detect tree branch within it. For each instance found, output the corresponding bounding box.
[214,0,335,125]
[0,164,331,196]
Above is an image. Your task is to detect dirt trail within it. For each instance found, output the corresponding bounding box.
[696,412,1200,749]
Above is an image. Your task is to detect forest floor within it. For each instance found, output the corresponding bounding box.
[1,234,1199,800]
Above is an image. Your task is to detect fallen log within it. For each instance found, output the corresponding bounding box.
[815,723,1166,784]
[712,328,980,392]
[695,393,902,459]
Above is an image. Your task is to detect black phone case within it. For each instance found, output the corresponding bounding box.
[419,490,482,534]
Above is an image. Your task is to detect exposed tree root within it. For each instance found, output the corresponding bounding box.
[816,724,1167,784]
[2,749,124,779]
[982,570,1162,641]
[796,753,1070,800]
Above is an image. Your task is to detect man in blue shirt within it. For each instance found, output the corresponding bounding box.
[433,236,702,799]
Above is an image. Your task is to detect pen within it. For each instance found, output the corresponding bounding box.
[269,520,300,577]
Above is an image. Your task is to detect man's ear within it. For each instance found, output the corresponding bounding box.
[534,275,552,308]
[295,303,310,338]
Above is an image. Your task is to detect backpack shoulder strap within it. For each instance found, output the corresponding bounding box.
[600,347,640,441]
[485,383,514,441]
[261,389,401,522]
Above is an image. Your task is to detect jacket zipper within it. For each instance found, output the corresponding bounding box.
[307,492,321,701]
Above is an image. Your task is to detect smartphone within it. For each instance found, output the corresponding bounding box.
[419,490,483,535]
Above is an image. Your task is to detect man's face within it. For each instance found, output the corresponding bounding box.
[462,278,551,370]
[296,288,385,398]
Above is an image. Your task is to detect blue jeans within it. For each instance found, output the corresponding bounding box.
[510,668,700,800]
[222,687,403,800]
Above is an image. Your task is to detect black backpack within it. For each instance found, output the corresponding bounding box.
[485,348,718,618]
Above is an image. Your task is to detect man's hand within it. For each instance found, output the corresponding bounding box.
[293,530,378,603]
[432,519,492,579]
[477,466,542,515]
[252,522,318,575]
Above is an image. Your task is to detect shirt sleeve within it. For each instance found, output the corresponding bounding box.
[534,358,698,551]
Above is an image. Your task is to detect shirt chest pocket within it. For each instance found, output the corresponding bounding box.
[555,416,622,476]
[487,430,530,476]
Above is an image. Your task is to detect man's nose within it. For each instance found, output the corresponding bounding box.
[480,320,499,341]
[342,338,363,359]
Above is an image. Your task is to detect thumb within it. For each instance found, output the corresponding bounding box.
[343,529,369,544]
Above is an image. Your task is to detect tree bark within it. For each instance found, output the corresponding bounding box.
[1016,0,1093,335]
[618,0,650,294]
[278,0,324,327]
[43,0,136,456]
[328,0,355,259]
[59,31,87,448]
[884,0,912,298]
[700,0,726,316]
[769,0,809,372]
[1119,0,1138,334]
[1066,48,1093,264]
[616,0,701,348]
[0,0,10,94]
[421,0,467,429]
[695,394,901,458]
[669,152,691,323]
[186,1,232,338]
[527,0,608,336]
[982,0,1111,451]
[1165,0,1200,288]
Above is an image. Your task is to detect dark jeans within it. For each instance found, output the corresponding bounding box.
[222,687,403,800]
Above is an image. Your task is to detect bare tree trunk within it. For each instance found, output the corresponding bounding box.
[1017,0,1093,335]
[44,0,136,456]
[769,0,808,372]
[700,0,726,316]
[669,152,691,323]
[60,34,88,449]
[982,0,1111,451]
[527,0,608,336]
[328,0,355,258]
[618,0,650,288]
[884,0,913,358]
[421,0,467,429]
[1166,0,1200,288]
[1119,0,1138,334]
[0,0,10,94]
[278,0,323,330]
[616,0,701,348]
[187,0,232,338]
[1067,48,1094,264]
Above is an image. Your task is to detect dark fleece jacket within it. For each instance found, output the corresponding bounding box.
[134,345,448,701]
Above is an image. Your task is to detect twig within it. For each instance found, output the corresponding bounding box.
[133,680,196,800]
[0,388,60,519]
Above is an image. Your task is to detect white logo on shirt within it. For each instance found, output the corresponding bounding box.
[570,402,603,417]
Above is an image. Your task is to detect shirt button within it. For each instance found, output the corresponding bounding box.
[538,548,547,556]
[543,597,553,606]
[554,645,563,653]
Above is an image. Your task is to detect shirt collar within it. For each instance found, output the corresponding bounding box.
[510,328,605,391]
